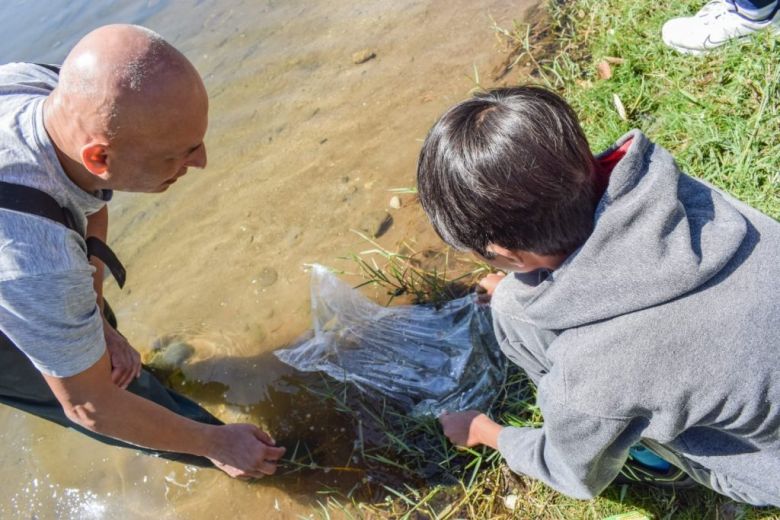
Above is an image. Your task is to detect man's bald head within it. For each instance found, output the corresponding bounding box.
[54,24,206,139]
[45,24,208,193]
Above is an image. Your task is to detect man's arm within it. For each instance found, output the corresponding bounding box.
[43,351,285,478]
[85,206,108,311]
[85,206,141,388]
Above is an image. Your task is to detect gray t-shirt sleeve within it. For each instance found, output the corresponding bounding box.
[0,269,106,377]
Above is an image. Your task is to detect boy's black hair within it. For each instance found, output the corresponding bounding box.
[416,85,597,257]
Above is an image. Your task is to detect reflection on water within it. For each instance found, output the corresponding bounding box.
[0,0,535,517]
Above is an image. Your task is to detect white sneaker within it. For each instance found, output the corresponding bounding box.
[662,0,780,54]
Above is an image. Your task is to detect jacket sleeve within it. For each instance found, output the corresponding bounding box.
[492,306,556,386]
[496,372,646,499]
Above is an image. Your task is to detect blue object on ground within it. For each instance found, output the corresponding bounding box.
[629,444,672,471]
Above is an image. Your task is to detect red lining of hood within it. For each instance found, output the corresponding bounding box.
[594,137,633,197]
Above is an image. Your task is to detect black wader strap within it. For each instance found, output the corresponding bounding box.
[35,63,61,75]
[0,181,126,288]
[85,237,126,288]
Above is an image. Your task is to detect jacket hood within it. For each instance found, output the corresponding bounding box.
[521,130,747,330]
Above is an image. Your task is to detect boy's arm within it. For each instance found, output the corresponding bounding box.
[496,375,643,499]
[487,278,639,498]
[441,403,639,499]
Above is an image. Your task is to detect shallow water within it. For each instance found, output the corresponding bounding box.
[0,0,535,517]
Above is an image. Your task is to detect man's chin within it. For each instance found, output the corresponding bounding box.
[156,178,178,191]
[147,183,173,193]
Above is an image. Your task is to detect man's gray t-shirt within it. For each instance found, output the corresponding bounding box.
[0,62,111,377]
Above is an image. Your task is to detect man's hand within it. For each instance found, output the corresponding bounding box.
[103,318,141,389]
[439,410,503,450]
[207,423,286,479]
[475,272,506,304]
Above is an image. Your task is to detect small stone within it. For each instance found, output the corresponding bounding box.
[284,226,303,246]
[503,494,518,511]
[359,210,393,238]
[147,341,195,372]
[256,267,278,287]
[352,49,376,65]
[389,195,402,209]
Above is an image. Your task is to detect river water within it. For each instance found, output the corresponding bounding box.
[0,0,534,517]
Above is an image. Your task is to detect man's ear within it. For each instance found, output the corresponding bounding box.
[80,142,110,177]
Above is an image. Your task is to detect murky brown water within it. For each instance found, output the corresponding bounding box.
[0,0,535,517]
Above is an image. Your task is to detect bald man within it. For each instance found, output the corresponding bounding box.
[0,25,284,479]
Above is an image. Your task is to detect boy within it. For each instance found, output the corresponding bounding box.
[417,86,779,506]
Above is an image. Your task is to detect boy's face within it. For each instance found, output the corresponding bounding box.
[477,244,568,274]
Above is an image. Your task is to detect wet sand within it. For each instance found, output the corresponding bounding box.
[0,0,537,517]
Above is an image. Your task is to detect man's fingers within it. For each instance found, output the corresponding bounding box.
[131,350,142,379]
[122,367,135,389]
[110,366,123,385]
[118,351,133,387]
[264,445,286,461]
[252,428,276,445]
[117,366,132,389]
[257,460,280,476]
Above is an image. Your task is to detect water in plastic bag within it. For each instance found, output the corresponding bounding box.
[274,264,505,417]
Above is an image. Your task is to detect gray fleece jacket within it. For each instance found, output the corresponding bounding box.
[491,130,780,506]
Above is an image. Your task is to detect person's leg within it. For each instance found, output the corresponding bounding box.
[613,441,698,488]
[0,329,222,467]
[641,439,779,507]
[735,0,777,18]
[662,0,780,54]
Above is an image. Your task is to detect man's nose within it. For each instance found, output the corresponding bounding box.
[186,143,207,169]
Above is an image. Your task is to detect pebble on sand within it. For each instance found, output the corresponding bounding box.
[255,267,279,287]
[360,210,394,238]
[389,195,402,209]
[352,49,376,65]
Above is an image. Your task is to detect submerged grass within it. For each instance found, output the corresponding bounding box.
[345,230,489,306]
[303,0,779,518]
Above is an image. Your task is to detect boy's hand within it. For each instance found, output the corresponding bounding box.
[439,410,503,450]
[475,272,506,304]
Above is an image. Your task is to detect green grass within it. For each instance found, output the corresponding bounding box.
[516,0,779,218]
[304,1,779,518]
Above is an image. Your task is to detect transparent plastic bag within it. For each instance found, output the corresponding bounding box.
[275,264,505,417]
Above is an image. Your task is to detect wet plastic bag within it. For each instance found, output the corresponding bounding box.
[275,264,505,417]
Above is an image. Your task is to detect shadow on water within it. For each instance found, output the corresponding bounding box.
[145,333,492,508]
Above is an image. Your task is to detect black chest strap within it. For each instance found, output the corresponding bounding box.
[0,181,126,288]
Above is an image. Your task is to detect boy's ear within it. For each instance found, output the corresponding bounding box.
[80,142,110,177]
[489,244,525,265]
[487,244,569,272]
